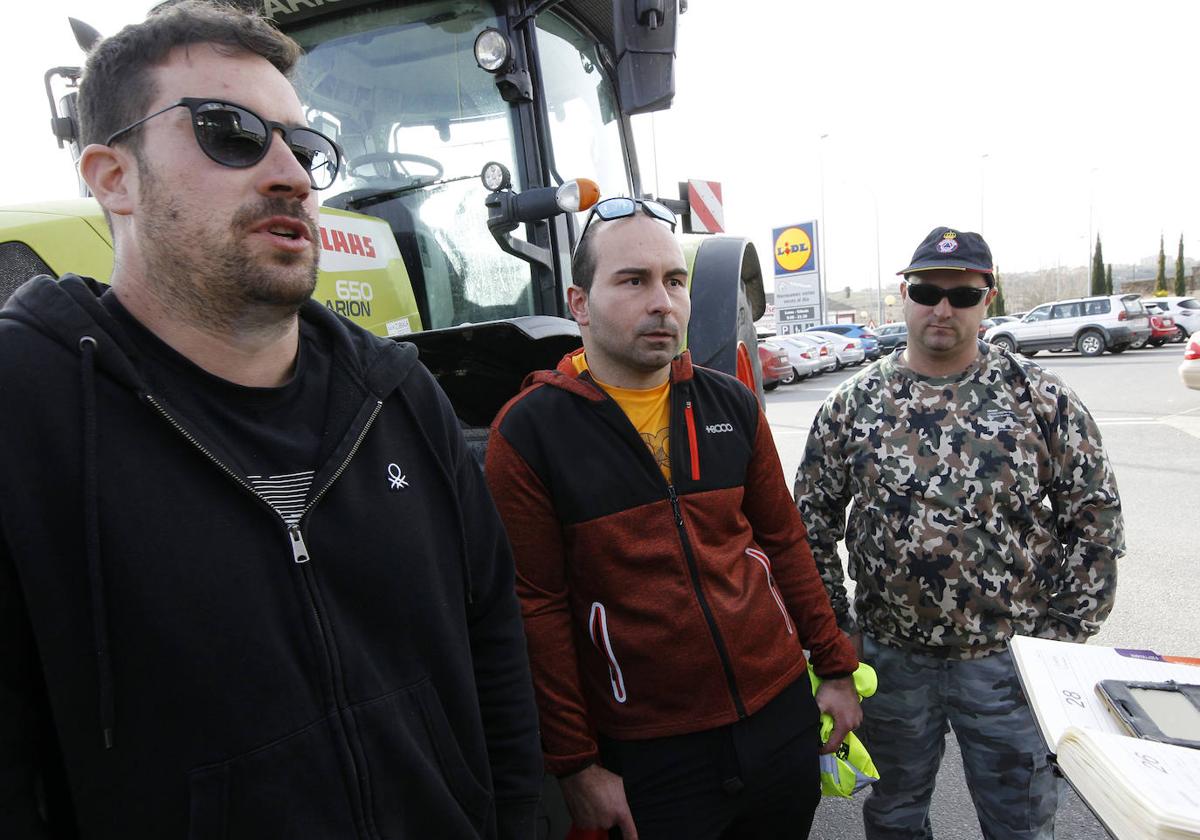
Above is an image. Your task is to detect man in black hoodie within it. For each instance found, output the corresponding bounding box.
[0,3,541,837]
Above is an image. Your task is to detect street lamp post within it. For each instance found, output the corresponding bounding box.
[1087,167,1100,296]
[867,187,882,325]
[819,133,829,324]
[980,153,989,235]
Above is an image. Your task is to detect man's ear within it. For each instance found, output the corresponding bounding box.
[898,281,908,302]
[985,286,998,306]
[79,144,137,217]
[567,285,590,326]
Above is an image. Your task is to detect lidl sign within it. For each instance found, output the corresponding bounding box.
[772,221,819,276]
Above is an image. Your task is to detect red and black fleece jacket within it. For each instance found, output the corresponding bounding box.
[485,350,857,776]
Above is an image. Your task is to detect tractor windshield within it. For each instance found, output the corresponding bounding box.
[290,1,531,330]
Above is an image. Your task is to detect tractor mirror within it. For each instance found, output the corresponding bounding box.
[612,0,679,115]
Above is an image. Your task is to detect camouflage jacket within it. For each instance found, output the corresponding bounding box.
[795,343,1122,659]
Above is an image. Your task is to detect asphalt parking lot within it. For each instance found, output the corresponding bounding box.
[764,342,1200,840]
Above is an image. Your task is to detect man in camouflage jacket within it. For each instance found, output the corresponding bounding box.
[795,227,1123,840]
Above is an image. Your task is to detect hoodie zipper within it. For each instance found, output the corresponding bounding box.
[287,400,384,564]
[669,387,743,715]
[144,393,384,839]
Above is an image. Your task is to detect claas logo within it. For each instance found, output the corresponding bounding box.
[774,226,814,273]
[319,225,377,259]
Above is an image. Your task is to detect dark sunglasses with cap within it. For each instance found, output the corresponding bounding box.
[898,226,995,308]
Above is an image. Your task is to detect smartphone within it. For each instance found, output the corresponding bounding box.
[1095,679,1200,749]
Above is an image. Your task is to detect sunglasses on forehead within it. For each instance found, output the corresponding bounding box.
[906,282,991,308]
[105,98,342,191]
[580,197,677,238]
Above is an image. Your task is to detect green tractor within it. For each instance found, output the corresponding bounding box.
[3,0,765,433]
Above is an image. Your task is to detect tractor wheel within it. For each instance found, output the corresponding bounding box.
[687,237,767,405]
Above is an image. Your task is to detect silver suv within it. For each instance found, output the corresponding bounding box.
[983,294,1151,357]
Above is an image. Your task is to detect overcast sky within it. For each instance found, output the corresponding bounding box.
[4,1,1196,294]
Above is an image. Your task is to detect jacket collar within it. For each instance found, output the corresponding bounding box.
[523,347,695,400]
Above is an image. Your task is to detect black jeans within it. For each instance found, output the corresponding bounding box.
[600,677,822,840]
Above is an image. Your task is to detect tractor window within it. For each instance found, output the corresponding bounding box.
[289,1,534,330]
[535,12,629,200]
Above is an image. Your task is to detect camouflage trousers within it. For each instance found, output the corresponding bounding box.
[858,635,1059,840]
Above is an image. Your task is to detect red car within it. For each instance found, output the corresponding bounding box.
[758,341,791,391]
[1133,312,1177,348]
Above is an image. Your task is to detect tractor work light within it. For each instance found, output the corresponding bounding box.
[481,161,511,193]
[474,28,511,73]
[556,178,601,213]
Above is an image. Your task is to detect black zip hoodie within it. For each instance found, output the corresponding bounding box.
[0,275,542,839]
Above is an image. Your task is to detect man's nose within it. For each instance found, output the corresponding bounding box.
[646,279,674,313]
[256,130,313,200]
[932,295,954,317]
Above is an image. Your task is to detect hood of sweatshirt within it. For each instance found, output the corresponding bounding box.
[522,346,698,400]
[0,274,421,401]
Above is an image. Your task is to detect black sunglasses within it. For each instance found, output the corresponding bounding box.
[906,283,990,308]
[105,98,342,191]
[580,197,677,239]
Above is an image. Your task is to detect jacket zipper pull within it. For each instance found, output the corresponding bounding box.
[289,526,311,564]
[667,485,684,527]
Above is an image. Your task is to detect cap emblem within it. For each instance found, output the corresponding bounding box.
[937,237,959,253]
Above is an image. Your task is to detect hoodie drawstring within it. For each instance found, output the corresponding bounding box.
[395,394,475,605]
[79,335,115,749]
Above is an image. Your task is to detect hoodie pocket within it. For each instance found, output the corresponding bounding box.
[186,681,491,840]
[745,548,795,636]
[186,716,357,840]
[352,679,493,839]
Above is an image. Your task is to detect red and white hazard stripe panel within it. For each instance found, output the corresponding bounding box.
[687,179,724,234]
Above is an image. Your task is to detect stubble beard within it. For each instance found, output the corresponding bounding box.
[138,166,320,334]
[920,321,964,352]
[595,315,681,375]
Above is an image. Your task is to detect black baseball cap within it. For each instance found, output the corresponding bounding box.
[898,227,994,284]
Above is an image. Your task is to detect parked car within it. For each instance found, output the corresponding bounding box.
[1180,332,1200,390]
[806,330,867,368]
[758,341,791,391]
[1130,312,1177,348]
[874,323,908,352]
[978,315,1019,338]
[782,332,838,374]
[1142,296,1200,339]
[983,294,1151,357]
[806,323,881,360]
[773,336,824,383]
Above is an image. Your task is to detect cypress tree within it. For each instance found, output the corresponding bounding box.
[1156,235,1168,294]
[988,267,1007,316]
[1105,264,1113,295]
[1176,235,1186,296]
[1091,236,1106,295]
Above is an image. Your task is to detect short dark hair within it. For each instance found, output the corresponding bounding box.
[571,225,601,292]
[78,1,302,154]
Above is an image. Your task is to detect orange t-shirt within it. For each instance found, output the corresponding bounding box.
[572,352,671,480]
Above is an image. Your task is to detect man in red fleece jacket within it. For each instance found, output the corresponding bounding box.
[486,198,861,840]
